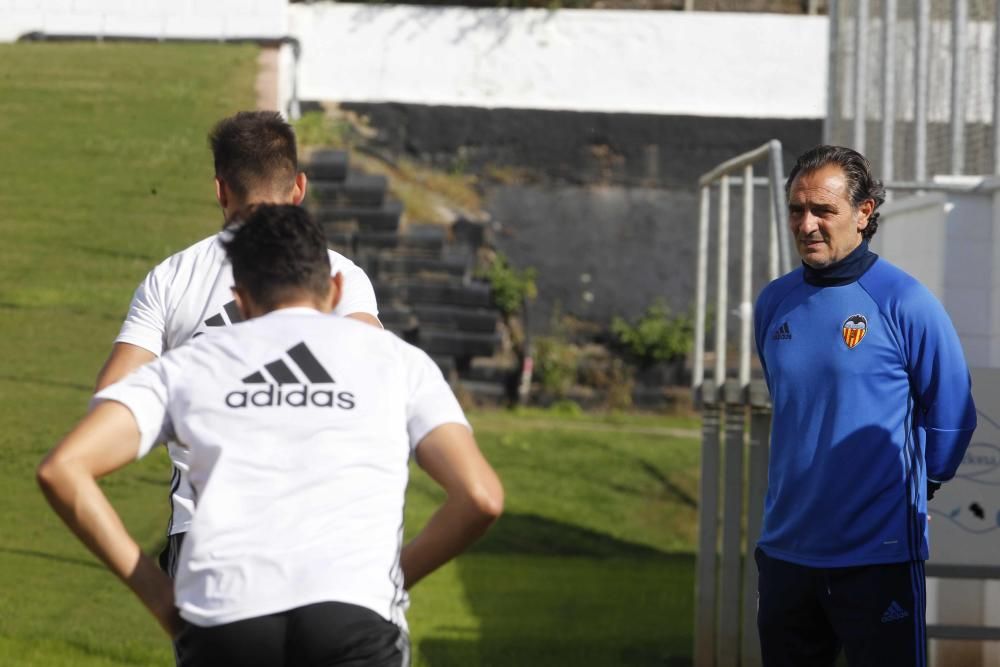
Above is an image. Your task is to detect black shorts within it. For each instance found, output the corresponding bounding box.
[174,601,409,667]
[755,547,926,667]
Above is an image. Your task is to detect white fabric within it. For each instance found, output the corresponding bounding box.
[96,309,469,629]
[113,232,379,535]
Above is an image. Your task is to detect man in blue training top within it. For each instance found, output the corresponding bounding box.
[753,145,976,667]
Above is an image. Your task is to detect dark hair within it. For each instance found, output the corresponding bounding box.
[221,204,331,311]
[785,145,886,240]
[209,111,298,200]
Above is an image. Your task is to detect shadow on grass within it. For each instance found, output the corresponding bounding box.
[0,547,102,570]
[419,512,695,666]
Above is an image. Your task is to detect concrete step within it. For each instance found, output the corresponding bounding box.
[355,231,445,256]
[413,304,498,333]
[315,201,403,233]
[375,280,492,309]
[374,255,468,279]
[418,328,501,358]
[310,174,387,208]
[305,150,348,182]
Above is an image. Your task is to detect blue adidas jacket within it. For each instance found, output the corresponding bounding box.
[754,253,976,567]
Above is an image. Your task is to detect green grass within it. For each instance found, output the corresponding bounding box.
[0,42,701,665]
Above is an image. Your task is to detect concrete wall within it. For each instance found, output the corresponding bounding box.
[0,0,288,42]
[290,4,827,118]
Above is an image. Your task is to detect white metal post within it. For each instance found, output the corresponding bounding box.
[825,0,840,145]
[715,176,730,388]
[740,165,754,390]
[693,186,710,390]
[915,0,931,182]
[881,0,897,183]
[853,0,870,152]
[995,0,1000,174]
[951,0,968,174]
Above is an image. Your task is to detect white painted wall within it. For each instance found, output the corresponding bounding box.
[288,4,827,118]
[0,0,288,43]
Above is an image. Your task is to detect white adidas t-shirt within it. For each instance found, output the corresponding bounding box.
[96,308,468,629]
[114,232,379,535]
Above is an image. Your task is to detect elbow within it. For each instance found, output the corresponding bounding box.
[470,481,504,525]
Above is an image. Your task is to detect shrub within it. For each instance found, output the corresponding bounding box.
[534,336,579,399]
[611,301,693,368]
[477,252,537,318]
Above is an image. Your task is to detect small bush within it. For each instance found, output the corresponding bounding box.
[534,336,579,399]
[612,301,693,368]
[478,253,538,318]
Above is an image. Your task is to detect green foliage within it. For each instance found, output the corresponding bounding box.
[293,110,353,149]
[612,301,694,368]
[534,336,579,398]
[478,253,538,317]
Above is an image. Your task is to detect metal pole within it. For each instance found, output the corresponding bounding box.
[853,0,870,152]
[825,0,840,144]
[768,179,779,281]
[693,186,710,390]
[915,0,931,182]
[951,0,968,174]
[694,404,721,667]
[718,395,745,667]
[740,165,754,390]
[994,0,1000,174]
[740,406,771,667]
[715,176,730,388]
[881,0,897,183]
[767,141,792,273]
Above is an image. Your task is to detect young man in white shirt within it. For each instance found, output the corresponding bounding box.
[94,111,382,576]
[39,204,503,666]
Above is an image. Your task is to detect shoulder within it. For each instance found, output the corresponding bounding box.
[755,267,804,315]
[146,234,224,279]
[859,258,940,312]
[327,248,363,273]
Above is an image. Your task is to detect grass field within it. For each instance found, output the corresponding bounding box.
[0,43,701,665]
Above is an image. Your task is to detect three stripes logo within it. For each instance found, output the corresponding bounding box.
[880,600,910,623]
[772,322,792,341]
[842,313,868,349]
[193,300,244,339]
[225,342,356,410]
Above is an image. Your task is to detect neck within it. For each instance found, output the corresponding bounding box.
[802,240,878,287]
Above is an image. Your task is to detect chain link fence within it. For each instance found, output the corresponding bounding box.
[827,0,1000,181]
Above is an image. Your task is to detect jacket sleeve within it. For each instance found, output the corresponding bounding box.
[899,286,977,482]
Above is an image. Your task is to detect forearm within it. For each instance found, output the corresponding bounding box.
[400,495,498,589]
[37,463,178,635]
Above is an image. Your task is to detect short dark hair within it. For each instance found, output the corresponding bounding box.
[209,111,298,200]
[221,205,331,311]
[786,145,886,240]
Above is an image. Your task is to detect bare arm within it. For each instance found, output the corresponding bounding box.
[95,343,158,392]
[346,312,383,329]
[36,401,180,637]
[400,423,503,589]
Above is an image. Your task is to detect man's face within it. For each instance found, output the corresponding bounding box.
[787,164,872,269]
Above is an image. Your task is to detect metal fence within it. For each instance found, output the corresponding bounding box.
[826,0,1000,181]
[691,141,792,667]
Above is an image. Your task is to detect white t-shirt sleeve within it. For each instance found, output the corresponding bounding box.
[405,348,470,451]
[115,265,169,356]
[93,362,174,459]
[329,251,379,318]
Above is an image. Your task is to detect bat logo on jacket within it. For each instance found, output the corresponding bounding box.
[842,314,868,349]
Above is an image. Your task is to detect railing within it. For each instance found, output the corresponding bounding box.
[691,140,790,667]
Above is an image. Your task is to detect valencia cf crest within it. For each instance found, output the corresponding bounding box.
[842,314,868,349]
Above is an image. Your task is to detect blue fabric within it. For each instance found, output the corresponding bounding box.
[802,240,878,287]
[754,257,976,567]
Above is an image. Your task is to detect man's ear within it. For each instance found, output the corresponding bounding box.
[856,198,875,232]
[231,286,256,321]
[292,172,308,206]
[215,177,228,209]
[323,272,344,314]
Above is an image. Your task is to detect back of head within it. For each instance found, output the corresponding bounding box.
[785,145,886,240]
[210,111,298,202]
[222,204,331,311]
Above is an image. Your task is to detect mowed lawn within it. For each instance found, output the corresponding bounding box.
[0,43,701,666]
